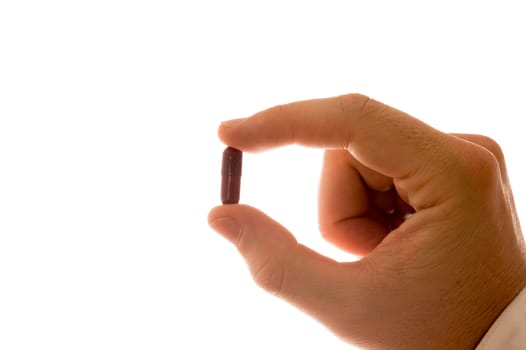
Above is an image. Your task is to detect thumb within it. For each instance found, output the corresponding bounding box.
[208,204,358,319]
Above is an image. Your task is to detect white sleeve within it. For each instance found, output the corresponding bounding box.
[476,286,526,350]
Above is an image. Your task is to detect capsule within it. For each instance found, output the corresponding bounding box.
[221,147,242,204]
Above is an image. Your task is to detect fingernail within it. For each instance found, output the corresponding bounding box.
[209,217,242,245]
[379,185,394,192]
[220,118,246,128]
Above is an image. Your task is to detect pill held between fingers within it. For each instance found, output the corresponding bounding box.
[221,147,242,204]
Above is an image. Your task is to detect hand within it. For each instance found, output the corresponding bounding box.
[208,94,526,349]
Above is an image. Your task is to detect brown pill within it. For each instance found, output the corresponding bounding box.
[221,147,242,204]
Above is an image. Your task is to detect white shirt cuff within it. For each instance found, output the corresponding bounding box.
[476,285,526,349]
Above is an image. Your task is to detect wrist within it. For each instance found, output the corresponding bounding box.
[476,285,526,349]
[465,255,526,349]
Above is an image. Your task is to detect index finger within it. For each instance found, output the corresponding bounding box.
[218,94,448,180]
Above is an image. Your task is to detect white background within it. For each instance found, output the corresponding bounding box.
[1,1,525,349]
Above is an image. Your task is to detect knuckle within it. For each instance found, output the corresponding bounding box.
[460,143,501,186]
[266,103,287,118]
[337,93,372,114]
[474,135,505,166]
[251,256,284,295]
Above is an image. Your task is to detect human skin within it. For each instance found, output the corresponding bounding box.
[208,94,526,349]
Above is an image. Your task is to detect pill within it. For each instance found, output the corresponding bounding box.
[221,147,242,204]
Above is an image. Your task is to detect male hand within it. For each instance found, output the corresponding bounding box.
[208,94,526,349]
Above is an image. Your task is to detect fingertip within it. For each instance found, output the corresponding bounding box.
[217,118,248,147]
[208,204,248,245]
[207,205,224,224]
[320,218,389,256]
[207,204,257,225]
[220,118,247,129]
[208,204,296,246]
[208,204,241,224]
